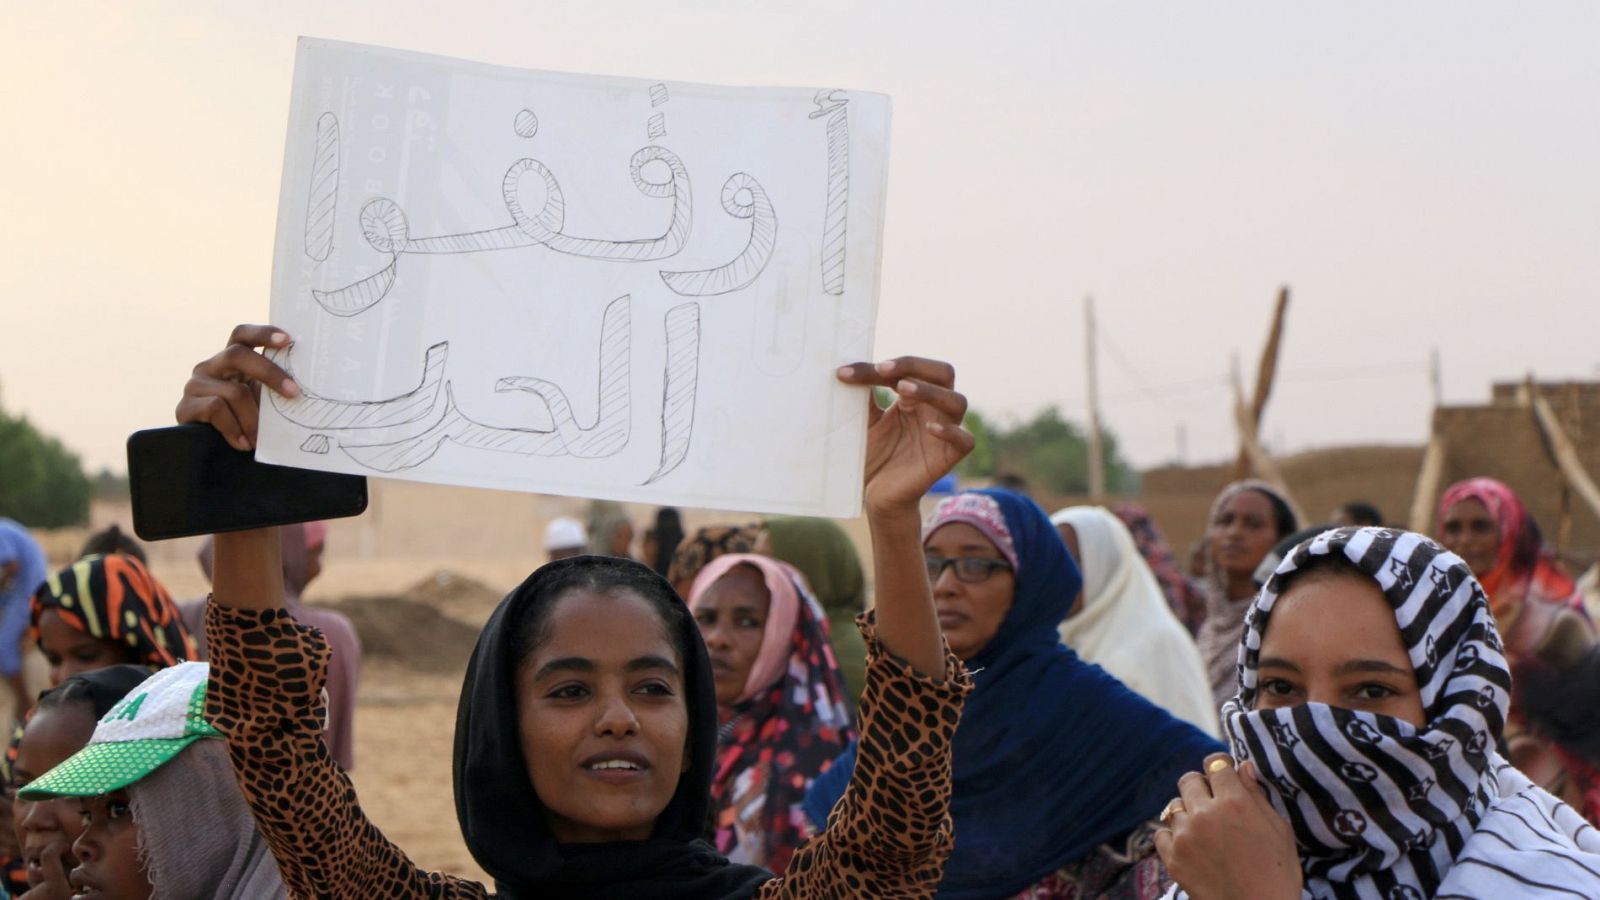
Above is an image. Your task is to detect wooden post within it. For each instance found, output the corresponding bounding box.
[1525,382,1600,524]
[1085,295,1105,500]
[1440,347,1452,406]
[1231,367,1302,519]
[1233,286,1290,479]
[1408,433,1448,532]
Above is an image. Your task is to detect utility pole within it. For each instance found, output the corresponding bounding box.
[1429,347,1443,409]
[1085,294,1105,500]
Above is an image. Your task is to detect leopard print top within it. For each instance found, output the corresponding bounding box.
[205,602,971,899]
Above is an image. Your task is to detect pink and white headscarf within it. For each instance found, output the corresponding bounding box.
[688,553,803,704]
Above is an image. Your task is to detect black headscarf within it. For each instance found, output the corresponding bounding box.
[452,555,774,900]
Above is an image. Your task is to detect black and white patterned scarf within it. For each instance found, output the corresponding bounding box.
[1181,527,1600,899]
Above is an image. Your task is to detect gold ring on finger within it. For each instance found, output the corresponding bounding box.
[1159,797,1185,826]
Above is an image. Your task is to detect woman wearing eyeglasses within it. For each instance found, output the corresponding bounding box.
[806,489,1223,899]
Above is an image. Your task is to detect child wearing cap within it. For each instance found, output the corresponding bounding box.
[8,665,151,898]
[20,662,285,899]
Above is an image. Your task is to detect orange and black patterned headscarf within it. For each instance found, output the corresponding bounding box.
[30,553,196,667]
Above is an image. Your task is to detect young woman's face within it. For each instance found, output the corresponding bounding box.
[1254,571,1426,728]
[69,790,151,900]
[1440,498,1500,577]
[692,565,771,706]
[518,588,689,843]
[924,522,1015,661]
[36,611,130,687]
[12,703,98,890]
[1208,490,1280,581]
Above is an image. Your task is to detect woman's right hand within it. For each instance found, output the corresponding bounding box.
[836,357,973,518]
[174,325,300,450]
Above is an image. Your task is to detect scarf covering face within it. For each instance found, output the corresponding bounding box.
[1437,478,1581,622]
[1196,480,1300,709]
[32,554,196,668]
[130,739,287,899]
[688,555,855,873]
[1185,526,1600,899]
[808,489,1223,899]
[1051,506,1219,737]
[453,555,773,900]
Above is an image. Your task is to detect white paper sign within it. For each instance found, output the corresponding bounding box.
[257,38,890,516]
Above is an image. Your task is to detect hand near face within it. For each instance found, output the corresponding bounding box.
[1154,755,1302,900]
[836,357,973,516]
[20,843,73,900]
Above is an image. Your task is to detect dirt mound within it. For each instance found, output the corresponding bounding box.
[316,569,514,675]
[321,594,481,675]
[401,570,507,625]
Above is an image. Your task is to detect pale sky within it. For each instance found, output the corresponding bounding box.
[4,1,1598,474]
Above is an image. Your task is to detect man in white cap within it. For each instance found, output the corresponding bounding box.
[542,516,588,562]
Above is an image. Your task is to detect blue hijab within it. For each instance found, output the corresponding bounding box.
[0,519,48,678]
[805,489,1222,899]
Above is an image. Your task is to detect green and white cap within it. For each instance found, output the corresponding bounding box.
[20,661,220,800]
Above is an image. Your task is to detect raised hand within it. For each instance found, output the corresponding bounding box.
[836,357,973,516]
[176,324,297,613]
[175,325,300,451]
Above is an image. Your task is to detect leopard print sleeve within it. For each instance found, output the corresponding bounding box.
[205,601,490,899]
[761,613,972,899]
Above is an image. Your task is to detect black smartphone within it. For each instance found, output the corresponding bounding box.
[128,424,368,541]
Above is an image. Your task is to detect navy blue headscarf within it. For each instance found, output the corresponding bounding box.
[805,489,1222,899]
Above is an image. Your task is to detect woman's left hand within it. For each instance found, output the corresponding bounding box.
[1154,754,1303,900]
[836,357,973,516]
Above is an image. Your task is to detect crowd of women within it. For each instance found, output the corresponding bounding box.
[0,326,1594,898]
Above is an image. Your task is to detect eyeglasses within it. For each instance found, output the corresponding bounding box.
[925,555,1012,584]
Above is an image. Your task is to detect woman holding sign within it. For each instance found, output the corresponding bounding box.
[179,324,975,899]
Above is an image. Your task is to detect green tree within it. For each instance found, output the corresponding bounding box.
[958,409,997,478]
[0,408,92,527]
[976,405,1137,495]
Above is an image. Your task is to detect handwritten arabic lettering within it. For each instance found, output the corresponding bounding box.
[311,145,694,317]
[660,173,776,297]
[290,87,834,489]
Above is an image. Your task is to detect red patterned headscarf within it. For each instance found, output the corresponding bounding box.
[1438,477,1580,621]
[31,553,197,668]
[689,554,855,873]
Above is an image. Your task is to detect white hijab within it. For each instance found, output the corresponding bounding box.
[1051,506,1220,737]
